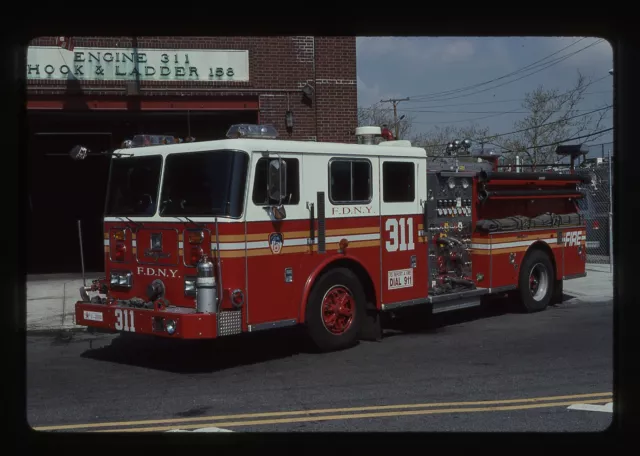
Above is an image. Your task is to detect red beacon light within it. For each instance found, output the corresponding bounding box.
[226,124,279,139]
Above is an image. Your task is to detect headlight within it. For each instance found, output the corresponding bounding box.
[165,319,177,335]
[110,270,133,289]
[447,177,456,189]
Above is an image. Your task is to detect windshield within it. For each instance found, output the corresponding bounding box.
[105,155,163,216]
[159,149,249,218]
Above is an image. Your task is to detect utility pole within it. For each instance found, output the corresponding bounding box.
[380,97,409,139]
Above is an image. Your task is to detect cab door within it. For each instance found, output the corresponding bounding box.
[245,151,305,327]
[379,158,428,305]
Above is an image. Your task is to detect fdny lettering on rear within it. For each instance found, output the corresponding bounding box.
[563,231,582,247]
[137,267,179,278]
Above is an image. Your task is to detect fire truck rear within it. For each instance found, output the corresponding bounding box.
[72,125,589,352]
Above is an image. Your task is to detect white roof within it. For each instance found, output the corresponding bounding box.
[113,138,428,160]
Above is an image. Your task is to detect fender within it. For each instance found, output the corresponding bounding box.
[521,239,561,282]
[298,254,375,322]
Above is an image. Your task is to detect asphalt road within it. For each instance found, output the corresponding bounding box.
[27,296,613,433]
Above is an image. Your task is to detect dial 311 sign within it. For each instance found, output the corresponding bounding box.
[388,268,414,290]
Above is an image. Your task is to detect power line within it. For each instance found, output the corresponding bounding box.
[416,105,612,146]
[478,105,612,140]
[408,40,605,103]
[403,107,608,115]
[413,108,525,125]
[390,74,612,126]
[408,39,599,101]
[365,75,611,115]
[406,38,588,100]
[488,127,613,153]
[404,88,611,110]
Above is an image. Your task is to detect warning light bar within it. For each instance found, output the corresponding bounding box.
[226,124,278,139]
[121,135,196,148]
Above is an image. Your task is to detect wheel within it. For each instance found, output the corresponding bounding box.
[516,249,555,313]
[305,268,365,352]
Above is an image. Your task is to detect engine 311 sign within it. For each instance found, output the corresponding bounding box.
[26,46,250,82]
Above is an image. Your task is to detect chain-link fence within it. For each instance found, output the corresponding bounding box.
[496,142,613,268]
[579,143,613,266]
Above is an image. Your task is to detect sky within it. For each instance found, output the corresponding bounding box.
[356,37,614,158]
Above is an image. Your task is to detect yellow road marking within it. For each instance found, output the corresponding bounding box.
[33,392,612,432]
[101,398,613,432]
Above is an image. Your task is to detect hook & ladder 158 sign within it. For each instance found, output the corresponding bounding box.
[26,46,250,82]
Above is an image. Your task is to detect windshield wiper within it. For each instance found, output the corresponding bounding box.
[183,215,206,228]
[119,216,144,230]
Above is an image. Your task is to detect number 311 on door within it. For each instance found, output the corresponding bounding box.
[385,218,415,252]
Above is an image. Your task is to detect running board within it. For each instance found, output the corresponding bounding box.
[429,288,488,314]
[380,286,515,313]
[432,298,482,314]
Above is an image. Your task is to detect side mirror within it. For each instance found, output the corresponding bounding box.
[271,205,287,220]
[70,145,88,160]
[267,158,287,203]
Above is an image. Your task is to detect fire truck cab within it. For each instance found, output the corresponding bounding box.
[73,125,589,352]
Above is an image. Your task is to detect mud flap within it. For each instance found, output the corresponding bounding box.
[358,307,382,342]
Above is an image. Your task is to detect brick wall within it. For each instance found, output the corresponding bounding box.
[27,36,357,143]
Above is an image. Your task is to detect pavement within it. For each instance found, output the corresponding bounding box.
[26,294,613,432]
[25,273,98,333]
[24,263,613,334]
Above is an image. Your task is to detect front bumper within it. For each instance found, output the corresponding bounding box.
[75,301,219,339]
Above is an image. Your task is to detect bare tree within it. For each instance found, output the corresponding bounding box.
[493,72,611,168]
[358,104,414,140]
[411,124,493,156]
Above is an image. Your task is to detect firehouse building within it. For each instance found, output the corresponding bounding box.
[26,36,358,274]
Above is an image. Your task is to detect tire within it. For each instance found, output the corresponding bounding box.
[304,267,365,352]
[516,249,555,313]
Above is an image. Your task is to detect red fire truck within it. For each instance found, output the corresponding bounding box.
[71,125,589,352]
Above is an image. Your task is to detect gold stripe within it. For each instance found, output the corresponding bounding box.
[313,239,381,252]
[103,232,109,240]
[131,233,137,240]
[472,243,572,255]
[132,247,137,255]
[178,234,184,242]
[473,234,557,244]
[219,234,259,242]
[219,239,380,258]
[178,249,184,257]
[326,226,380,236]
[104,246,110,253]
[220,227,381,243]
[474,228,586,244]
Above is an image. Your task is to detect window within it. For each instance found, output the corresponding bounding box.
[329,159,371,203]
[252,157,300,205]
[383,161,415,203]
[105,155,163,217]
[159,150,249,218]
